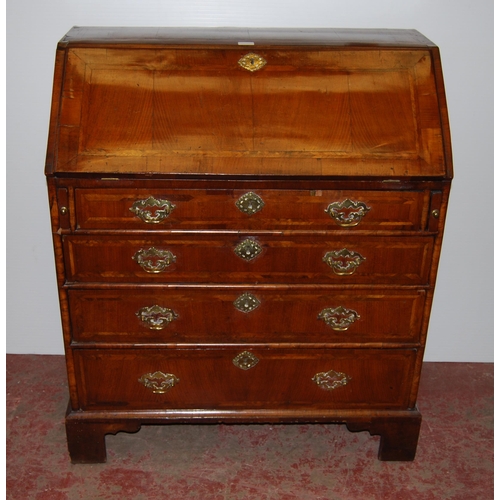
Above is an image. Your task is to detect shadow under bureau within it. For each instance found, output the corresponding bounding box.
[45,27,452,463]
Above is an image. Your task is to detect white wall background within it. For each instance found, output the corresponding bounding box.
[6,0,493,361]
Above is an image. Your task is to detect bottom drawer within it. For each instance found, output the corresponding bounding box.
[73,348,416,411]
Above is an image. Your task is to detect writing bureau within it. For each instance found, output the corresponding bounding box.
[45,27,452,463]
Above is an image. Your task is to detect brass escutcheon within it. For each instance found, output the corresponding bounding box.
[136,305,178,330]
[234,238,263,261]
[233,293,261,313]
[325,199,371,227]
[138,371,180,394]
[235,192,265,215]
[312,370,351,390]
[238,53,267,72]
[318,306,360,331]
[130,196,176,224]
[323,248,365,276]
[132,247,176,273]
[233,351,259,370]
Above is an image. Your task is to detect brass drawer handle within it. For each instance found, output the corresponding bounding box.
[233,351,259,370]
[318,306,360,331]
[235,192,265,215]
[238,53,267,72]
[136,305,178,330]
[132,247,176,273]
[325,199,371,227]
[234,238,263,261]
[138,371,179,394]
[130,196,176,224]
[312,370,351,391]
[323,248,365,276]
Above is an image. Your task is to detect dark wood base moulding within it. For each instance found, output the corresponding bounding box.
[65,406,422,463]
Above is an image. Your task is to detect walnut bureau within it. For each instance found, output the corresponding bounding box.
[45,27,452,463]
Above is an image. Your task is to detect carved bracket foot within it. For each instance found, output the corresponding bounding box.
[65,418,142,464]
[346,410,422,461]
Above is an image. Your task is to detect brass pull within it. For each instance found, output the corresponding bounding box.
[234,238,263,261]
[323,248,365,276]
[233,351,259,370]
[432,209,440,219]
[318,306,360,331]
[238,53,267,72]
[130,196,176,224]
[60,206,68,215]
[325,199,370,227]
[233,293,261,313]
[136,305,178,330]
[235,192,265,215]
[132,247,176,273]
[138,371,179,394]
[312,370,351,391]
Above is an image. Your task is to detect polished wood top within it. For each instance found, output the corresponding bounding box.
[59,27,436,48]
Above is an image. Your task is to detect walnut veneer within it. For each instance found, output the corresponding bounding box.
[46,27,452,463]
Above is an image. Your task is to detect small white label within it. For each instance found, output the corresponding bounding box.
[238,41,255,46]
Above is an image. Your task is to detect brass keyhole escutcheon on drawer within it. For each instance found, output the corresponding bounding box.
[138,371,180,394]
[312,370,351,390]
[235,192,265,215]
[318,306,360,331]
[238,53,267,72]
[233,351,259,370]
[233,293,261,313]
[132,247,176,273]
[323,248,366,276]
[234,238,263,261]
[136,305,178,330]
[325,199,371,227]
[129,196,176,224]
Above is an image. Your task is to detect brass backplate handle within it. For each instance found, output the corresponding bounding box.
[136,305,178,330]
[312,370,351,390]
[325,199,371,227]
[132,247,176,273]
[323,248,366,276]
[130,196,176,224]
[318,306,360,331]
[138,371,180,394]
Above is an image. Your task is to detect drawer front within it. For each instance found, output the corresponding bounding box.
[63,234,433,285]
[75,188,427,231]
[73,348,416,410]
[69,288,425,344]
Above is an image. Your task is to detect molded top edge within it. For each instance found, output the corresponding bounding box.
[59,26,436,48]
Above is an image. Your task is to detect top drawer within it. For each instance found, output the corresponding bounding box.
[74,188,427,231]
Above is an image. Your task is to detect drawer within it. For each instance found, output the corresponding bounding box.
[63,234,434,285]
[73,348,416,410]
[68,287,426,345]
[74,188,427,231]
